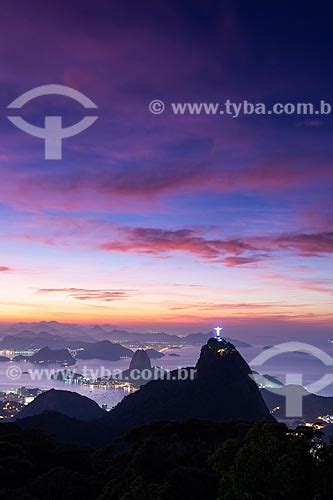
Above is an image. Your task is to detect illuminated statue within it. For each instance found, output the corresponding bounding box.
[214,326,223,340]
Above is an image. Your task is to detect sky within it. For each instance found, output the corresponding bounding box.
[0,0,332,337]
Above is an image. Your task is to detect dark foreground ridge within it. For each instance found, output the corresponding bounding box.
[17,337,273,446]
[0,420,332,499]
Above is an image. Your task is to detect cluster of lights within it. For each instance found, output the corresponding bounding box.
[317,415,333,424]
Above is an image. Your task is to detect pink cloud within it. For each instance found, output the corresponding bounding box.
[99,228,333,266]
[7,212,333,267]
[100,227,256,264]
[38,288,134,302]
[250,232,333,256]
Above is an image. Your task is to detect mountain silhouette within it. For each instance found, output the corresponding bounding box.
[261,384,333,421]
[17,389,104,421]
[118,349,166,387]
[129,349,152,370]
[17,338,273,446]
[105,338,273,435]
[75,340,132,360]
[28,347,76,365]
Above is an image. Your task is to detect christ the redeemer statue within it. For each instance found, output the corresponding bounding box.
[214,326,223,338]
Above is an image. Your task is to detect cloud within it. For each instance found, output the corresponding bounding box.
[6,211,333,268]
[15,213,332,267]
[100,227,333,266]
[247,232,333,258]
[221,255,267,267]
[38,288,134,302]
[100,226,260,265]
[273,232,333,256]
[0,266,12,272]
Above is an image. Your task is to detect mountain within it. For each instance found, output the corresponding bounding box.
[116,349,167,387]
[0,333,86,350]
[17,338,273,446]
[10,330,55,340]
[225,337,252,348]
[104,337,273,436]
[28,347,76,365]
[94,329,182,343]
[0,324,252,350]
[76,340,132,360]
[86,325,107,336]
[0,335,132,361]
[0,321,94,340]
[92,329,252,347]
[129,349,152,371]
[0,322,72,335]
[261,385,333,421]
[182,332,210,344]
[17,389,104,421]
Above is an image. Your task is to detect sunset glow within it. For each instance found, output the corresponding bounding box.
[0,1,332,337]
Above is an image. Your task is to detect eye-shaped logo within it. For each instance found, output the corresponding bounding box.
[250,342,333,417]
[7,84,98,160]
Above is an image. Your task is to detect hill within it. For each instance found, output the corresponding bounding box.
[0,333,87,350]
[16,389,104,421]
[129,349,152,370]
[75,340,132,360]
[261,385,333,421]
[28,347,76,365]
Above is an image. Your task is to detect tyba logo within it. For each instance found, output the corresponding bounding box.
[7,84,98,159]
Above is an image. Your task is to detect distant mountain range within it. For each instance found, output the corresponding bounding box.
[0,321,96,338]
[17,337,271,446]
[0,331,96,350]
[86,329,252,347]
[0,332,91,350]
[0,324,252,350]
[1,339,163,364]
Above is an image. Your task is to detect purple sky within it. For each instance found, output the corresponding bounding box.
[0,1,332,338]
